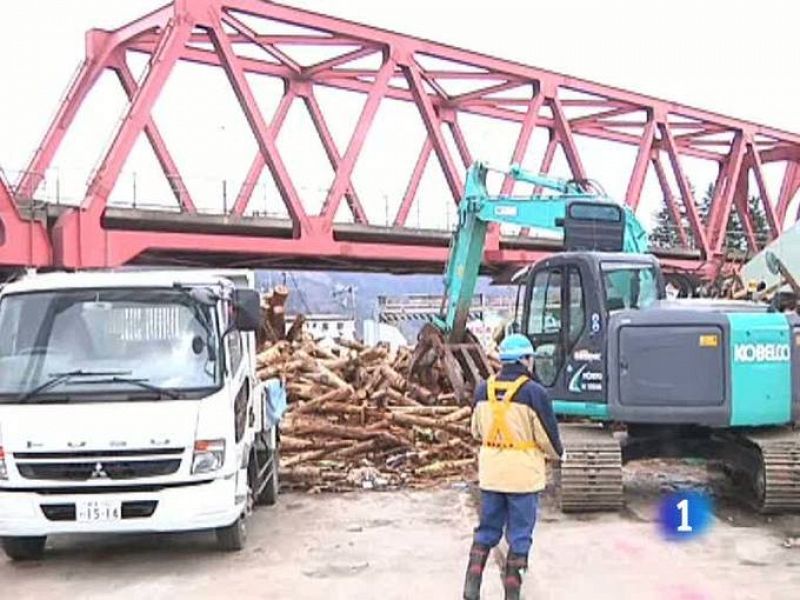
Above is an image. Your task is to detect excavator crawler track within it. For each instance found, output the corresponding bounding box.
[558,424,623,512]
[740,429,800,513]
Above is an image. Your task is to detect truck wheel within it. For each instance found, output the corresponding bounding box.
[257,443,280,506]
[215,514,247,552]
[2,536,46,561]
[256,445,281,506]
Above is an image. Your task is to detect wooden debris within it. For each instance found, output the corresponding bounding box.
[256,285,486,492]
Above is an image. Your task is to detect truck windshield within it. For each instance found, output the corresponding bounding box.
[601,262,659,311]
[0,288,220,402]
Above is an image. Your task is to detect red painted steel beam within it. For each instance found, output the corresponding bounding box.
[112,57,197,213]
[123,40,743,162]
[748,143,780,240]
[302,89,368,224]
[220,11,302,73]
[570,106,638,129]
[731,167,758,252]
[777,162,800,226]
[521,134,559,237]
[0,172,51,267]
[652,154,690,249]
[659,122,709,255]
[394,138,432,227]
[499,94,544,238]
[210,17,311,233]
[533,137,559,196]
[232,90,296,218]
[55,14,195,267]
[448,116,474,168]
[625,116,656,211]
[705,133,746,254]
[500,93,544,196]
[17,6,174,199]
[402,61,464,201]
[548,95,587,180]
[320,57,395,227]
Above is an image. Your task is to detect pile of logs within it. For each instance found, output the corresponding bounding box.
[257,328,480,492]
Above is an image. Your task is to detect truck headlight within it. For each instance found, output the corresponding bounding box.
[192,439,226,474]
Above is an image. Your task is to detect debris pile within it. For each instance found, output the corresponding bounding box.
[257,284,291,346]
[256,287,489,491]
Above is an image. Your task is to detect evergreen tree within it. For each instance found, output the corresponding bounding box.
[651,180,769,253]
[723,195,769,252]
[649,182,697,249]
[649,203,680,248]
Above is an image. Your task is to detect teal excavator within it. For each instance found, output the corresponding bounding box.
[411,161,800,513]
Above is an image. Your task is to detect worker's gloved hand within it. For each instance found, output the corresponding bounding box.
[560,450,567,462]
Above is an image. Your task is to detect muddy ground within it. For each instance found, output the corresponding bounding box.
[2,459,799,599]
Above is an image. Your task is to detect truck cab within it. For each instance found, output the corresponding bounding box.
[0,269,283,560]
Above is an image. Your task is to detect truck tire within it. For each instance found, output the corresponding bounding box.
[215,514,247,552]
[257,444,280,506]
[2,536,46,561]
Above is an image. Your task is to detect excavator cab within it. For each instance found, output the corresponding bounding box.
[519,252,665,403]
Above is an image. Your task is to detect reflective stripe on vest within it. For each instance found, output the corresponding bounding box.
[482,375,539,451]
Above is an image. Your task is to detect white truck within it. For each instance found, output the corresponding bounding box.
[0,269,284,560]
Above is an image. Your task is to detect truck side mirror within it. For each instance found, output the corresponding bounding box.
[233,289,261,331]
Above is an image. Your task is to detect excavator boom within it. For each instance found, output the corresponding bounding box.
[411,161,650,401]
[438,162,648,343]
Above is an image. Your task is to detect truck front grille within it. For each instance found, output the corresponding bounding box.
[17,459,181,481]
[13,449,185,482]
[14,448,184,460]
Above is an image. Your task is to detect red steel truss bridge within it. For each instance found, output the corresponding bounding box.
[2,0,800,280]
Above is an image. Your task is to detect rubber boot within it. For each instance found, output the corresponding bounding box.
[462,542,490,600]
[503,552,528,600]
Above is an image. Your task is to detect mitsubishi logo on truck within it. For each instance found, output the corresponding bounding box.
[90,462,109,479]
[733,343,790,363]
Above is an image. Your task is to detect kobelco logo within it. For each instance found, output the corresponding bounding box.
[733,343,790,363]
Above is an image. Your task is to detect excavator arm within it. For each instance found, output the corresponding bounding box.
[409,161,649,402]
[436,161,649,343]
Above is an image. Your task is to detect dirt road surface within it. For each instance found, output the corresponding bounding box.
[2,462,800,599]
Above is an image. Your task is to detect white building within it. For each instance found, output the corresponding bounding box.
[288,313,357,343]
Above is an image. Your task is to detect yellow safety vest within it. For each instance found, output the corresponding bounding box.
[482,375,540,452]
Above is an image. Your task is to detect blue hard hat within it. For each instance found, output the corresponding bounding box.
[499,334,534,363]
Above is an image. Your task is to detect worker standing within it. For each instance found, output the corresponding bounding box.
[462,334,564,600]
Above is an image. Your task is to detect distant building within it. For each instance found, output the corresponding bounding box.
[288,313,357,343]
[376,293,515,323]
[375,293,514,349]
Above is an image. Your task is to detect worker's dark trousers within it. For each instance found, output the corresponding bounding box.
[473,490,539,556]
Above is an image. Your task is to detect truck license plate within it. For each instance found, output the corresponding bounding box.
[76,500,122,523]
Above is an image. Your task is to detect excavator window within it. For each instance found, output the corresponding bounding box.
[528,270,562,334]
[524,264,589,389]
[527,268,563,386]
[567,268,585,346]
[601,263,658,312]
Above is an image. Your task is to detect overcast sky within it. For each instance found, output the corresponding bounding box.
[1,0,798,230]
